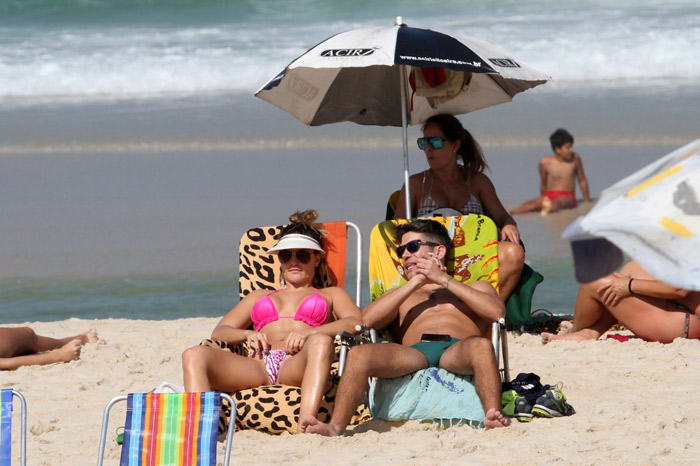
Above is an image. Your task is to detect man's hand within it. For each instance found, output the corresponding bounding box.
[410,253,449,286]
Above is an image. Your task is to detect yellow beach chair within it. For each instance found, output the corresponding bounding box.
[96,391,234,466]
[365,215,509,427]
[0,389,27,466]
[198,219,370,435]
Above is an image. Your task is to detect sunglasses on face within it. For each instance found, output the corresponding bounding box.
[396,239,441,257]
[417,136,449,150]
[278,250,316,264]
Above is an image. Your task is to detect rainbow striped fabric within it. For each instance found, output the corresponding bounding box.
[1,389,13,466]
[120,392,221,466]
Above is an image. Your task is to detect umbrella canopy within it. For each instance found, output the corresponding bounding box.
[255,18,550,216]
[564,139,700,290]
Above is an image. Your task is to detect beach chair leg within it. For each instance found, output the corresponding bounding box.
[96,396,127,466]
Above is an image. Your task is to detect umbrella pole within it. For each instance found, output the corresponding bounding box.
[399,64,411,218]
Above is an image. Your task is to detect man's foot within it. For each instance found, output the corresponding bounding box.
[54,339,82,363]
[540,197,552,216]
[484,408,510,429]
[299,415,342,436]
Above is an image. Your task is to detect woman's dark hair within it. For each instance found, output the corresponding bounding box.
[422,114,488,183]
[549,128,574,151]
[395,219,452,250]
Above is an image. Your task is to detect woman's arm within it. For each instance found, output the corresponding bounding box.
[472,173,520,244]
[597,271,691,307]
[311,288,362,336]
[210,289,264,343]
[393,174,422,220]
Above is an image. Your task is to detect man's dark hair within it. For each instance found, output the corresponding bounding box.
[550,128,574,151]
[395,219,452,249]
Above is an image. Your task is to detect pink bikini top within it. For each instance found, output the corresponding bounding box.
[251,288,329,332]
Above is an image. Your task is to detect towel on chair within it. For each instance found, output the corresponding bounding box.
[368,368,485,428]
[505,263,544,328]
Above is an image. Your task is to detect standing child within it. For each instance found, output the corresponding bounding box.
[510,129,590,215]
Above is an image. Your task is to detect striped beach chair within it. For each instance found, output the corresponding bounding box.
[0,389,27,466]
[97,392,234,466]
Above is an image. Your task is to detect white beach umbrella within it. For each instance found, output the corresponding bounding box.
[564,139,700,290]
[255,17,550,217]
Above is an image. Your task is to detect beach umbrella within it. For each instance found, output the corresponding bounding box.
[563,139,700,290]
[254,17,550,217]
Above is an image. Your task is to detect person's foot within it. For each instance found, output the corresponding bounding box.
[299,415,342,436]
[541,331,590,344]
[540,197,552,216]
[75,329,98,345]
[54,339,82,362]
[484,408,510,429]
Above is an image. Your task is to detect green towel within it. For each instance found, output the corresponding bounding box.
[505,263,544,328]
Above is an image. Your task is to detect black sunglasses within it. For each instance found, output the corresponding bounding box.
[396,239,441,257]
[278,250,316,264]
[417,136,449,150]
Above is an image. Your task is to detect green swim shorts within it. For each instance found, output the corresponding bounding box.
[410,337,460,367]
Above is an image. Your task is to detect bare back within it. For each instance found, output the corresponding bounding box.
[391,284,491,346]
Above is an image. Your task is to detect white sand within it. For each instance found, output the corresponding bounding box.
[3,318,700,465]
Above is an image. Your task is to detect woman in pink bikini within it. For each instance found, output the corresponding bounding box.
[182,210,361,433]
[393,114,524,300]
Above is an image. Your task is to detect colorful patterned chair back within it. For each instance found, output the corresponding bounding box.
[239,220,361,305]
[97,392,234,466]
[369,214,500,302]
[0,389,26,466]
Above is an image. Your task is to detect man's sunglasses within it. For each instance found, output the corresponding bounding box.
[417,136,449,150]
[278,250,317,264]
[396,239,441,257]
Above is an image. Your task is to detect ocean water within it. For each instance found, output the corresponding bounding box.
[1,0,699,323]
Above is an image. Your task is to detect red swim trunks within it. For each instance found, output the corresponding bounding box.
[543,190,576,207]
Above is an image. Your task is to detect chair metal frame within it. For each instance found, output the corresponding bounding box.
[1,389,27,466]
[96,392,235,466]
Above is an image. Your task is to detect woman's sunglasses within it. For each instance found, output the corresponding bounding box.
[417,136,449,150]
[278,250,317,264]
[396,239,441,257]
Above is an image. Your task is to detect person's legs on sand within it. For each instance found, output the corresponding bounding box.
[275,333,335,433]
[438,336,510,429]
[300,342,428,436]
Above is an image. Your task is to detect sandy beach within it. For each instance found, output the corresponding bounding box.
[3,317,700,465]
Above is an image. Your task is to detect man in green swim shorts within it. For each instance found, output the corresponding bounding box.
[300,219,509,434]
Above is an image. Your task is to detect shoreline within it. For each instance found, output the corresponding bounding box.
[3,317,700,464]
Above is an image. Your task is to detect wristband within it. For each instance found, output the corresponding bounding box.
[628,278,634,295]
[445,277,454,289]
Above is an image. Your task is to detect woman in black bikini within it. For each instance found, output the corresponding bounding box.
[542,260,700,344]
[393,114,524,300]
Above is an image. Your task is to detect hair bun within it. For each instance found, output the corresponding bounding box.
[289,209,318,225]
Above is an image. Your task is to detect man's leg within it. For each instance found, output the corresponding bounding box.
[438,336,509,429]
[300,342,428,436]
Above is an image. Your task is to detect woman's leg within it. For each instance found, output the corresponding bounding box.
[276,334,334,432]
[497,241,525,301]
[182,345,269,392]
[542,275,619,343]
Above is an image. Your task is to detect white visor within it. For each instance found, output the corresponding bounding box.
[266,233,325,254]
